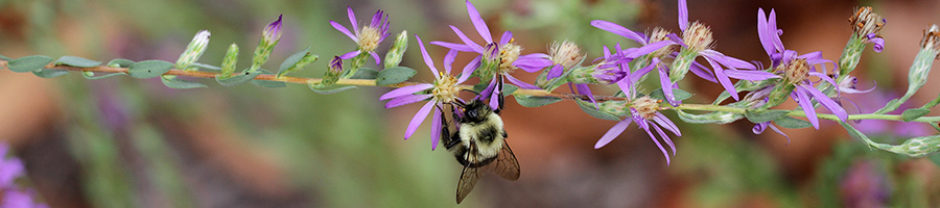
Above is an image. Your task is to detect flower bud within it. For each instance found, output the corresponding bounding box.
[252,15,284,70]
[920,25,940,52]
[384,31,409,68]
[176,30,210,70]
[549,40,585,70]
[849,7,885,38]
[220,43,239,78]
[262,15,283,45]
[681,22,713,53]
[329,56,344,74]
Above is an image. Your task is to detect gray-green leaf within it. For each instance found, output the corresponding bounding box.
[350,67,379,79]
[774,117,812,129]
[514,94,561,107]
[128,60,173,78]
[56,56,101,67]
[8,55,53,73]
[278,48,310,75]
[676,110,742,124]
[649,88,693,101]
[161,76,207,89]
[745,109,790,123]
[901,108,930,122]
[375,66,416,86]
[107,59,135,68]
[576,99,621,121]
[216,70,261,87]
[309,85,357,94]
[32,69,69,78]
[83,71,125,80]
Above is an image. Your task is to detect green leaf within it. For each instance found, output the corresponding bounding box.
[32,69,69,78]
[161,76,207,89]
[278,48,310,75]
[309,85,357,94]
[216,70,261,87]
[8,55,53,73]
[0,54,10,61]
[56,56,100,67]
[774,117,812,129]
[649,88,693,101]
[375,66,416,86]
[676,110,742,124]
[744,109,790,123]
[252,70,286,88]
[502,84,518,96]
[901,108,930,122]
[82,71,125,80]
[128,60,173,78]
[513,94,561,107]
[350,67,379,79]
[929,153,940,167]
[576,99,621,121]
[107,59,135,68]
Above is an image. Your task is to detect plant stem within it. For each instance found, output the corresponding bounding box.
[5,60,940,124]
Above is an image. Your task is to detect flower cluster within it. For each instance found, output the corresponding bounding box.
[1,143,48,208]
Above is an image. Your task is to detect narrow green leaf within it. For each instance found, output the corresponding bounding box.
[774,117,812,129]
[8,55,53,73]
[128,60,173,78]
[350,67,379,79]
[901,108,930,122]
[929,153,940,167]
[649,88,693,101]
[513,94,561,107]
[216,70,261,87]
[56,56,101,67]
[676,110,742,124]
[0,54,10,61]
[309,85,357,94]
[745,109,790,123]
[278,48,310,75]
[32,69,69,78]
[107,59,135,68]
[502,84,518,96]
[82,71,125,80]
[576,99,621,121]
[375,66,416,86]
[161,76,207,89]
[252,70,286,88]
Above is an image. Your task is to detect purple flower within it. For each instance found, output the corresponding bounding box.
[0,143,24,189]
[594,96,682,165]
[379,35,479,150]
[330,7,390,65]
[262,15,283,44]
[757,8,847,129]
[430,0,551,109]
[543,41,586,80]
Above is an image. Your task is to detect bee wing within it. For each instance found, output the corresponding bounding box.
[456,161,481,204]
[487,142,520,181]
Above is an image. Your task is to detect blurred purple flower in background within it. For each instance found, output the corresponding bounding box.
[840,160,889,208]
[330,7,390,64]
[1,143,48,208]
[380,35,478,150]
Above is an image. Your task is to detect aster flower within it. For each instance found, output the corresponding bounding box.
[1,144,24,188]
[594,96,682,165]
[543,41,586,80]
[430,0,552,110]
[330,7,390,65]
[849,7,887,53]
[757,8,848,129]
[379,35,479,150]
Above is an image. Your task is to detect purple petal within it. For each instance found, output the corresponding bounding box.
[678,0,688,31]
[330,21,358,42]
[340,50,362,59]
[347,7,359,36]
[415,35,441,77]
[489,80,500,110]
[449,25,484,53]
[769,123,791,143]
[651,123,677,156]
[617,78,634,98]
[594,118,633,149]
[480,78,498,99]
[690,62,718,83]
[724,70,779,81]
[431,107,442,150]
[767,10,785,53]
[380,83,434,100]
[643,124,671,165]
[590,20,647,44]
[370,51,381,65]
[505,74,540,89]
[625,40,673,58]
[630,58,659,83]
[702,50,756,70]
[809,72,838,87]
[443,50,459,74]
[705,57,739,100]
[386,94,432,108]
[575,84,598,108]
[499,31,513,45]
[653,113,682,136]
[546,64,564,80]
[514,54,553,72]
[658,64,679,106]
[0,157,23,187]
[793,87,819,129]
[370,10,385,29]
[430,41,476,52]
[458,57,481,83]
[800,85,848,122]
[867,35,885,53]
[465,0,493,43]
[404,101,436,139]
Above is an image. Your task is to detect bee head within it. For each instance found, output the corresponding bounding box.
[463,100,493,123]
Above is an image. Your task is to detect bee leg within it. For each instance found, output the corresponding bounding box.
[502,130,508,139]
[496,74,505,114]
[441,107,461,149]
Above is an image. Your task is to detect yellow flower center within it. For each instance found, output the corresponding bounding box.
[358,26,381,52]
[498,42,521,74]
[550,41,584,69]
[682,22,713,52]
[781,58,810,84]
[432,73,460,103]
[649,27,676,58]
[632,96,661,119]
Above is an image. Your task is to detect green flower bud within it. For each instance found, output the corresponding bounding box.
[384,31,408,69]
[220,43,239,78]
[176,30,210,71]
